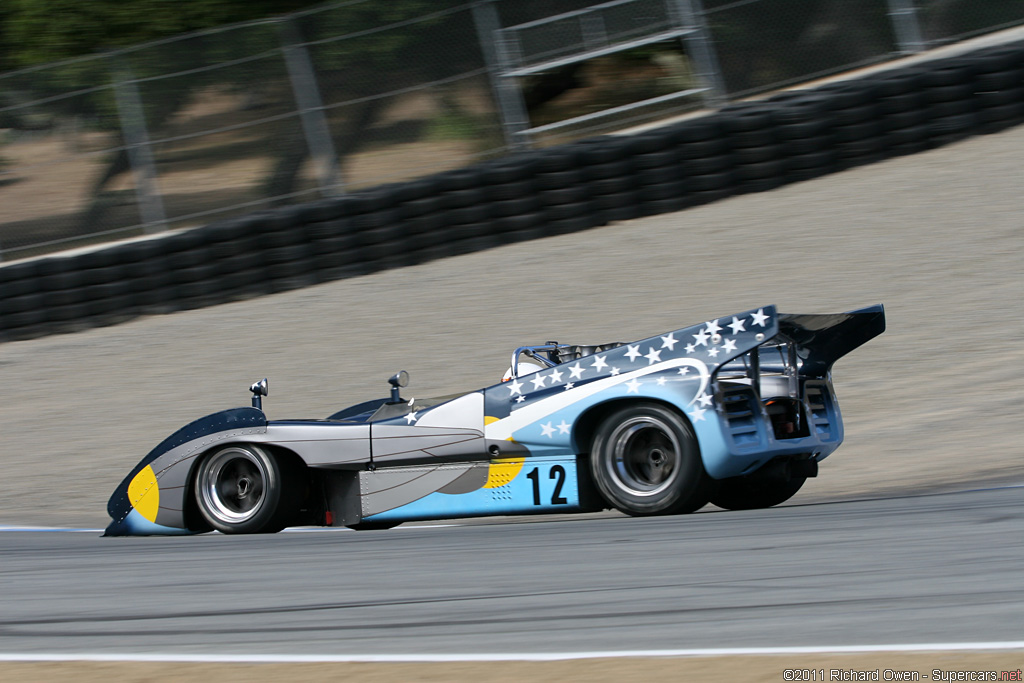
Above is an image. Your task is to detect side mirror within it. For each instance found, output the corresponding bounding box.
[250,378,269,409]
[388,371,409,403]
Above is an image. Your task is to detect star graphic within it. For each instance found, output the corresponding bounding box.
[645,347,662,364]
[751,308,769,327]
[548,369,563,384]
[568,362,585,380]
[707,346,720,358]
[592,355,608,372]
[507,379,523,396]
[705,319,723,335]
[404,411,418,424]
[693,329,710,347]
[678,367,691,376]
[696,392,713,407]
[625,378,642,394]
[728,316,746,335]
[689,407,707,422]
[540,422,556,438]
[722,338,737,353]
[685,343,696,354]
[564,382,575,390]
[660,333,678,350]
[556,420,571,435]
[624,345,642,362]
[610,367,620,376]
[515,395,525,403]
[656,376,668,386]
[531,374,548,390]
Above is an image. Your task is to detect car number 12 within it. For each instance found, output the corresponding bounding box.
[526,465,568,506]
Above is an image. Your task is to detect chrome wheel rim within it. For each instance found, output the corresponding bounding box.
[607,416,681,496]
[198,447,269,524]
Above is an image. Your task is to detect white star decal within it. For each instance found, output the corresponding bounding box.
[564,382,575,390]
[625,378,642,394]
[568,362,585,380]
[707,347,720,358]
[705,319,723,335]
[404,411,418,424]
[645,347,662,364]
[548,369,563,384]
[693,329,710,347]
[722,338,737,353]
[540,422,556,438]
[728,316,746,334]
[624,345,642,362]
[656,376,668,386]
[751,308,769,327]
[592,355,608,372]
[685,343,696,354]
[515,395,525,403]
[689,407,707,422]
[556,420,571,435]
[610,367,621,376]
[660,333,678,350]
[678,367,691,376]
[696,392,713,407]
[531,374,548,390]
[507,379,523,396]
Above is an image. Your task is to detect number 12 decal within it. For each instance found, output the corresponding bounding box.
[526,465,568,506]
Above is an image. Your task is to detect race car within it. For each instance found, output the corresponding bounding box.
[105,304,885,536]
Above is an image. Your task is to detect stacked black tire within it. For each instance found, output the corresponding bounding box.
[3,40,1024,343]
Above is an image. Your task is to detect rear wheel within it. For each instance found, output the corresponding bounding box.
[195,444,291,533]
[590,403,710,516]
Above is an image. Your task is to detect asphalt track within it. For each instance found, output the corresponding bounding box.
[1,486,1021,658]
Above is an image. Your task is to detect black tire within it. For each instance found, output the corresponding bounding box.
[710,469,807,510]
[590,403,710,516]
[194,444,293,534]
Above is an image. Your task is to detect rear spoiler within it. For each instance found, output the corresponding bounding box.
[777,304,885,374]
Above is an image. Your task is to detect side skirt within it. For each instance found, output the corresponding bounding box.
[319,455,601,526]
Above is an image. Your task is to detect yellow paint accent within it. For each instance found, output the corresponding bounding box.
[483,458,524,489]
[484,416,500,425]
[127,465,159,523]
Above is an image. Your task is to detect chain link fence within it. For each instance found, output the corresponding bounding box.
[1,0,1022,261]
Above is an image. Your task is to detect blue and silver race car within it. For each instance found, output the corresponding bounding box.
[105,304,885,536]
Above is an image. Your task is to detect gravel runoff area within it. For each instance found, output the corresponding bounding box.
[4,652,1024,683]
[1,123,1022,529]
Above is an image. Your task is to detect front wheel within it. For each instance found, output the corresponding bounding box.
[194,444,291,534]
[590,403,710,516]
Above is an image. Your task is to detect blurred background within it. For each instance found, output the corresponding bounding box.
[1,0,1022,262]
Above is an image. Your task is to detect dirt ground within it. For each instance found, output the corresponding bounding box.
[2,121,1022,529]
[4,652,1023,682]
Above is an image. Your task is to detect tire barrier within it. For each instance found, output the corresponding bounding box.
[3,40,1024,343]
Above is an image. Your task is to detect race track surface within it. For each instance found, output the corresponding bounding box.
[2,486,1020,657]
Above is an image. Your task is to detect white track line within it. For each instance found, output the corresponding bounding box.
[2,643,1024,663]
[0,526,103,533]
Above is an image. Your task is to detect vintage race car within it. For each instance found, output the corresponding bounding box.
[105,304,885,536]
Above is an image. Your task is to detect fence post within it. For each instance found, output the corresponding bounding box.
[887,0,927,54]
[672,0,727,108]
[471,0,532,150]
[109,54,168,234]
[279,18,344,196]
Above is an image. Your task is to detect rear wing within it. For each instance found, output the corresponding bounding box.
[778,304,886,375]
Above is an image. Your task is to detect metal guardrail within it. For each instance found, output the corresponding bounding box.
[1,0,1023,261]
